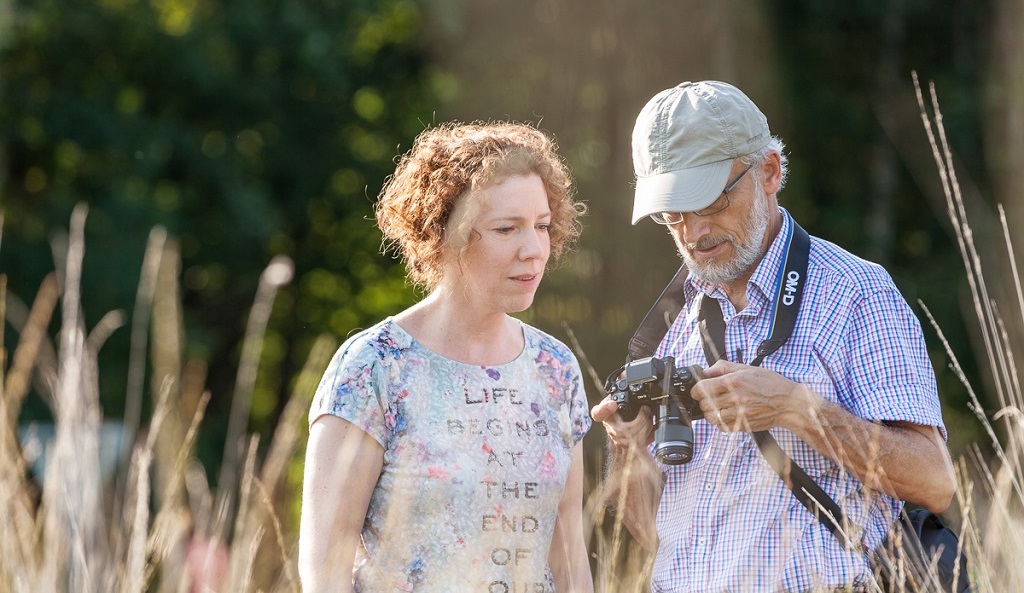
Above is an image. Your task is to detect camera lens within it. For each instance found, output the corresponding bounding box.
[656,442,693,465]
[655,402,694,465]
[655,427,694,464]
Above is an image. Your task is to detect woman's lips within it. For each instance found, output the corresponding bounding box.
[511,273,540,286]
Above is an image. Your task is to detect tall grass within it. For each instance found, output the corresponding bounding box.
[0,203,334,592]
[0,78,1021,592]
[906,72,1024,592]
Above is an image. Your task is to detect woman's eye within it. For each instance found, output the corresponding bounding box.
[495,226,516,234]
[537,223,551,232]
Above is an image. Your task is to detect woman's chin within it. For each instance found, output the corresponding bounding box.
[502,295,536,315]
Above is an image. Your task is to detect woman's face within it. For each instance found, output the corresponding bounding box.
[443,173,551,315]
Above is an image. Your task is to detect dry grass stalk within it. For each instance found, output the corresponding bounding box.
[3,273,58,422]
[0,203,321,593]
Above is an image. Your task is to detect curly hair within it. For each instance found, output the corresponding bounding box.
[375,121,584,290]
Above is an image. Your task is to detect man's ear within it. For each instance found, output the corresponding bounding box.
[762,151,783,195]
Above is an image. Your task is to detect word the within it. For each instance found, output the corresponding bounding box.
[481,481,540,499]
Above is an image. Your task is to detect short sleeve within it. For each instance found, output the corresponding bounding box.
[566,355,592,444]
[308,336,394,448]
[838,287,946,438]
[525,324,593,445]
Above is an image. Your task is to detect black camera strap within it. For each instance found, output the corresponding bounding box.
[699,216,809,367]
[627,264,690,362]
[628,216,850,548]
[698,221,849,547]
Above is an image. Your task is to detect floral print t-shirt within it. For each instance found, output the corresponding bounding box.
[309,317,592,592]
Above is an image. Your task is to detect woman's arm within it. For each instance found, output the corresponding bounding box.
[298,414,385,593]
[548,442,594,593]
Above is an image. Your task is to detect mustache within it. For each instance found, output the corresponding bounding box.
[686,235,733,251]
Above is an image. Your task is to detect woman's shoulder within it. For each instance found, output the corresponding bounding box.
[328,317,417,370]
[521,322,581,372]
[310,319,411,438]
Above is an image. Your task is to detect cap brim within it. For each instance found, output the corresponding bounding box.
[631,159,734,225]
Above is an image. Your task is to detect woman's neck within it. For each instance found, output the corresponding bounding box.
[394,291,524,365]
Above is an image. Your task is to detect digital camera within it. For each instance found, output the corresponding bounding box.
[604,356,704,465]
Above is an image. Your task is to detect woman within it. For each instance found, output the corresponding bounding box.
[298,121,593,593]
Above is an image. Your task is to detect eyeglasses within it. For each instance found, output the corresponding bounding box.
[650,163,755,225]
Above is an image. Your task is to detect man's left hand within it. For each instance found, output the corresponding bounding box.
[690,360,819,433]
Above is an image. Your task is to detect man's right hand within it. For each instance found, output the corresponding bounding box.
[591,397,663,552]
[590,397,656,451]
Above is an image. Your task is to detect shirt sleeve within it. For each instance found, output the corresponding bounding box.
[566,355,593,444]
[837,286,947,438]
[531,327,593,445]
[308,337,394,449]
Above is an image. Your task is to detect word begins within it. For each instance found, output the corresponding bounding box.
[447,418,550,439]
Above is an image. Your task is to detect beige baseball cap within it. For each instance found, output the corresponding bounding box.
[631,80,771,225]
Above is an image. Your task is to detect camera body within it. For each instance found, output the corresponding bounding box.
[605,356,704,422]
[604,356,705,465]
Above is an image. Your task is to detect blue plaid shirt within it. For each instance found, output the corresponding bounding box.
[650,209,946,592]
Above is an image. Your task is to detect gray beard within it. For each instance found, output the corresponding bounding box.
[680,189,771,287]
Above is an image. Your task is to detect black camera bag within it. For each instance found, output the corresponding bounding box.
[871,507,970,592]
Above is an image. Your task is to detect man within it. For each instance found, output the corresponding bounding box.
[591,80,956,591]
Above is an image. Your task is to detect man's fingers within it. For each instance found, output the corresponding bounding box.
[591,399,619,422]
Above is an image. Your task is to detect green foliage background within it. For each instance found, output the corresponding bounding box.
[0,0,1002,516]
[1,0,434,473]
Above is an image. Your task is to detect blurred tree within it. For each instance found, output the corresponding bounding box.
[0,0,436,479]
[420,0,786,403]
[767,0,992,451]
[0,0,1002,540]
[982,0,1024,411]
[0,1,1008,590]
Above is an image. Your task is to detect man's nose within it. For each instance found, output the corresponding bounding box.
[670,214,711,244]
